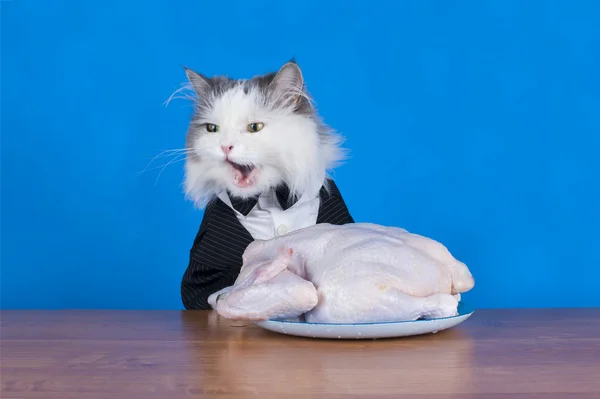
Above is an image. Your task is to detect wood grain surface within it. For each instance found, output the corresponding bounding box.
[1,309,599,398]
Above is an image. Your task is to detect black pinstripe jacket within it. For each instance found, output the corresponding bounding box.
[180,180,354,310]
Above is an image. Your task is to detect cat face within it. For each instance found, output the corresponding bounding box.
[182,61,346,207]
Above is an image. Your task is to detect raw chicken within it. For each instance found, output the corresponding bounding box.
[207,223,475,323]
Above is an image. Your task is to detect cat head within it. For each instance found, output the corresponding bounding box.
[181,60,346,208]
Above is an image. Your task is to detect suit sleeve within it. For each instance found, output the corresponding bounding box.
[180,204,240,310]
[181,254,237,310]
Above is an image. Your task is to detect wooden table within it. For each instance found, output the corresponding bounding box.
[1,309,599,398]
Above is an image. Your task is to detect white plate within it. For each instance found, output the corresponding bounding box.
[255,302,475,339]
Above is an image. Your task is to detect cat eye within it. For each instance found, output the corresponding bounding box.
[247,122,264,133]
[206,123,219,133]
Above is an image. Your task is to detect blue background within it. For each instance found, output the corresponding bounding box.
[2,0,599,309]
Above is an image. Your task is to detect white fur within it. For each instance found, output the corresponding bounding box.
[183,80,346,208]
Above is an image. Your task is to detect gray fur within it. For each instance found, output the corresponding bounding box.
[184,60,339,161]
[185,60,314,118]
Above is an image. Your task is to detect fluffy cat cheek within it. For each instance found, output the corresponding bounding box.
[194,139,222,160]
[253,167,284,190]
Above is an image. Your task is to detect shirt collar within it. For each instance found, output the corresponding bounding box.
[221,184,309,216]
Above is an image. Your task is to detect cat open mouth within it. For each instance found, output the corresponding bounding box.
[227,160,258,188]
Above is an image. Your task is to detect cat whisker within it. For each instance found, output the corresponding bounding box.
[161,148,192,153]
[154,153,189,185]
[137,158,186,174]
[154,149,192,159]
[164,83,198,107]
[136,148,192,175]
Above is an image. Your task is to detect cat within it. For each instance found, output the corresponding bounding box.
[178,60,355,310]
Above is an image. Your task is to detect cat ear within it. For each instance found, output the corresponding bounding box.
[184,67,211,99]
[270,61,305,106]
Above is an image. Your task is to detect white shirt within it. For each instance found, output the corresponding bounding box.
[218,188,320,240]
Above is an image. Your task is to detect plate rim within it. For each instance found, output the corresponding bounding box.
[263,301,475,326]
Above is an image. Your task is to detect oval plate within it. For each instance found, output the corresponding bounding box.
[255,302,474,339]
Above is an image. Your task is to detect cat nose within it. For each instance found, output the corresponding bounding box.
[221,145,233,155]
